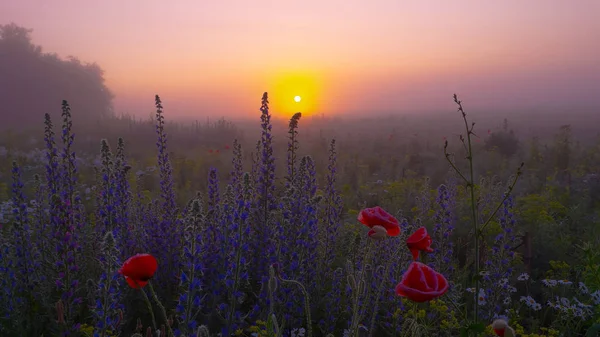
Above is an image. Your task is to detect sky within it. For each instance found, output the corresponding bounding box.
[2,0,600,119]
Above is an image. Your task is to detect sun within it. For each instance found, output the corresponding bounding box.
[267,71,321,117]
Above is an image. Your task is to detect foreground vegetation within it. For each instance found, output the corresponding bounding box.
[0,93,599,337]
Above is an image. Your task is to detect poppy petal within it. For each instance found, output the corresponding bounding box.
[395,262,448,302]
[358,206,400,238]
[386,224,401,237]
[409,248,420,261]
[125,276,148,289]
[119,254,158,282]
[406,227,434,260]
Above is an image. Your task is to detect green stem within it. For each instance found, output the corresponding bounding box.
[226,209,246,333]
[369,243,403,337]
[478,163,523,232]
[413,301,419,324]
[447,296,468,322]
[444,144,470,185]
[148,282,174,337]
[350,239,374,337]
[277,276,312,337]
[140,286,157,331]
[453,94,480,335]
[368,265,387,337]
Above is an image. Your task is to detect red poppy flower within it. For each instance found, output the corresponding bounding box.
[208,149,213,153]
[358,206,400,238]
[395,261,448,302]
[119,254,158,289]
[224,145,230,150]
[406,227,433,260]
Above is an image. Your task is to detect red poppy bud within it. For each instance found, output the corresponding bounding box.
[358,206,400,237]
[56,300,65,324]
[367,225,388,240]
[395,262,448,302]
[492,319,515,336]
[406,227,434,260]
[119,254,158,289]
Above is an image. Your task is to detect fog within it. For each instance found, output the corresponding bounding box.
[3,4,600,335]
[2,0,600,125]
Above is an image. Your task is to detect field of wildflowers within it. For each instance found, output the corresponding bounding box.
[0,93,599,337]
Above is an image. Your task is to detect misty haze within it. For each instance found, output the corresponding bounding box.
[1,1,600,337]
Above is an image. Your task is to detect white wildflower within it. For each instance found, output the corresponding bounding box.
[478,288,487,306]
[520,296,541,311]
[578,282,589,294]
[590,290,600,305]
[291,328,306,337]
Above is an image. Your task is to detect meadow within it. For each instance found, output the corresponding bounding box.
[0,93,599,337]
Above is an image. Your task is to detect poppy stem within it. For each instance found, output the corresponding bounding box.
[140,287,157,332]
[350,238,374,337]
[369,243,401,337]
[148,281,174,337]
[412,301,419,324]
[276,275,313,337]
[447,296,467,322]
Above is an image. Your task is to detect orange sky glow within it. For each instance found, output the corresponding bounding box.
[2,0,600,119]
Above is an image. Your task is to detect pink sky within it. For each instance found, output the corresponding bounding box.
[2,0,600,118]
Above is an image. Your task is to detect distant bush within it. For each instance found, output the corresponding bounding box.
[0,23,114,129]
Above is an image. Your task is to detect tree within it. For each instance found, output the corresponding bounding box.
[484,130,519,158]
[0,23,114,129]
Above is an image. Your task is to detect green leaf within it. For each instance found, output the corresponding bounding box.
[586,323,600,337]
[460,323,486,337]
[469,323,486,333]
[472,274,483,283]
